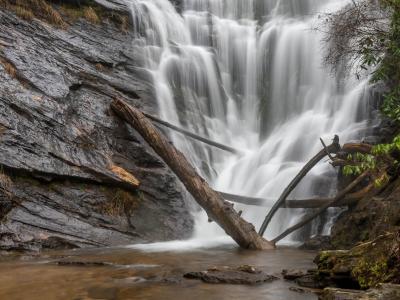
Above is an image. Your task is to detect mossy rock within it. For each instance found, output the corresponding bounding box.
[313,233,398,290]
[350,234,396,289]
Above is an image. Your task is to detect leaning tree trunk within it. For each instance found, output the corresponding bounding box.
[111,98,275,250]
[258,136,341,236]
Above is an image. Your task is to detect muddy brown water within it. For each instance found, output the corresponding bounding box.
[0,244,320,299]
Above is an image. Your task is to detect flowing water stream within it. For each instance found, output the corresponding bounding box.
[0,245,319,299]
[0,1,378,299]
[131,0,374,244]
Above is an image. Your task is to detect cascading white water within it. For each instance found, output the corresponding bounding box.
[129,0,375,247]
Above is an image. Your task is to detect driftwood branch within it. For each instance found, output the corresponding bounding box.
[111,98,274,250]
[331,158,362,167]
[320,138,334,160]
[271,169,370,244]
[218,187,368,208]
[142,112,242,155]
[342,143,373,154]
[258,135,341,236]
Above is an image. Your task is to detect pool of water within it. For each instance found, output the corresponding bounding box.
[0,243,320,300]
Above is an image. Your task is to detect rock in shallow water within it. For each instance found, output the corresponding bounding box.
[299,235,334,251]
[282,269,306,280]
[184,265,278,284]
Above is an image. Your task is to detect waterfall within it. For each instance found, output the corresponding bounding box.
[128,0,374,245]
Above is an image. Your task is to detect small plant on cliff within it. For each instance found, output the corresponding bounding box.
[83,6,99,25]
[99,187,141,217]
[0,0,69,28]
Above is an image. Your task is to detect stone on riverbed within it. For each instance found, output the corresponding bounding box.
[282,269,306,280]
[183,265,278,284]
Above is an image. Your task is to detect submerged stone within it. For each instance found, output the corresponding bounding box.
[57,261,112,266]
[282,269,306,280]
[184,265,278,284]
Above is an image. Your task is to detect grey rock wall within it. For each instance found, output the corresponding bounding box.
[0,1,194,251]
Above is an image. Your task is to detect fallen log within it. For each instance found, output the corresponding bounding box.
[111,98,275,250]
[342,143,373,154]
[218,188,368,208]
[271,169,370,244]
[142,112,242,155]
[331,158,362,168]
[258,135,341,236]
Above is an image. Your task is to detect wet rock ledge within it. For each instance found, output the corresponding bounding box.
[320,284,400,300]
[0,0,194,252]
[184,265,278,284]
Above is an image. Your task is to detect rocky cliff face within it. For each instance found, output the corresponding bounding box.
[0,0,194,251]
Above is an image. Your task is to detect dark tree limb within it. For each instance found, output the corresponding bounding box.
[320,138,334,160]
[271,169,370,244]
[258,135,341,236]
[218,187,368,208]
[111,98,274,250]
[342,143,373,154]
[142,112,242,155]
[331,158,362,167]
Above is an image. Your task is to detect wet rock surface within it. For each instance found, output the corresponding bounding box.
[319,283,400,300]
[183,265,279,284]
[300,235,334,251]
[295,273,330,289]
[0,2,194,252]
[288,286,312,293]
[0,251,70,261]
[282,269,306,280]
[57,261,112,266]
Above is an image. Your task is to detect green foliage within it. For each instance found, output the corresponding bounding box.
[343,152,375,176]
[357,0,400,123]
[351,258,389,289]
[342,134,400,179]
